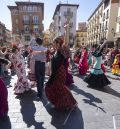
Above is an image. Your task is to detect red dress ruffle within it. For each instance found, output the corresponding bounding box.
[45,65,77,111]
[78,51,88,75]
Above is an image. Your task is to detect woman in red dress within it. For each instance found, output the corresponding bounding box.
[78,47,88,75]
[45,36,77,111]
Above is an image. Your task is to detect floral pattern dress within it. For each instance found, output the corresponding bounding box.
[10,52,31,94]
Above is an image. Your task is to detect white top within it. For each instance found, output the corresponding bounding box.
[32,45,48,62]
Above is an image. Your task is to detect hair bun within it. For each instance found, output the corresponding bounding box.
[11,43,17,48]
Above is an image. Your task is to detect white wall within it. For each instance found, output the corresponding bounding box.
[59,6,77,38]
[116,0,120,33]
[107,2,119,41]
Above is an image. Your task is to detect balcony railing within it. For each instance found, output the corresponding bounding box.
[32,20,39,25]
[64,12,73,18]
[23,20,30,25]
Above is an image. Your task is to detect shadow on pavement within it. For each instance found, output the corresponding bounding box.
[16,90,45,129]
[101,86,120,98]
[71,85,106,113]
[44,104,84,129]
[0,116,11,129]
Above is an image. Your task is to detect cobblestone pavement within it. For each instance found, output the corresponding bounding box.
[0,68,120,129]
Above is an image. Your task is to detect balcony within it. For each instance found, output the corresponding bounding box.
[64,12,73,18]
[116,16,120,23]
[32,20,39,25]
[23,20,30,25]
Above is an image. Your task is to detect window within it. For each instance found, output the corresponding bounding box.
[23,6,27,11]
[25,36,30,41]
[33,16,39,24]
[103,13,105,21]
[33,25,39,32]
[33,6,37,12]
[24,26,29,32]
[106,9,109,19]
[104,0,110,9]
[12,9,18,15]
[23,16,29,24]
[28,6,32,12]
[33,16,38,21]
[105,21,108,30]
[67,8,71,12]
[23,15,29,21]
[99,24,101,32]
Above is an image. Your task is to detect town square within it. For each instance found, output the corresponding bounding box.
[0,0,120,129]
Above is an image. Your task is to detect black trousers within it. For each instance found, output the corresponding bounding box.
[35,61,45,95]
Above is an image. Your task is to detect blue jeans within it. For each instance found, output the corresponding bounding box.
[35,61,45,95]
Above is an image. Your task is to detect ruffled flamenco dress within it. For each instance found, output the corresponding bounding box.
[78,51,89,75]
[45,51,77,111]
[84,51,111,88]
[65,59,74,87]
[112,55,120,74]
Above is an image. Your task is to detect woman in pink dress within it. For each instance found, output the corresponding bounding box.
[78,47,88,75]
[9,45,31,94]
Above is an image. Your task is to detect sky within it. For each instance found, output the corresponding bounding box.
[0,0,101,31]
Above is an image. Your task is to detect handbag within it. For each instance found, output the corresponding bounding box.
[28,72,36,81]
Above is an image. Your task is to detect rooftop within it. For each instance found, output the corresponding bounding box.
[8,1,44,11]
[53,3,79,19]
[15,1,44,6]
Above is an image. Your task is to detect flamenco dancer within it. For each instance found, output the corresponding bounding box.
[84,41,111,88]
[9,44,31,95]
[45,36,77,111]
[78,47,88,75]
[0,58,8,118]
[112,54,120,74]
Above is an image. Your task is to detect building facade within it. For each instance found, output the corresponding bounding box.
[8,1,44,45]
[53,3,79,45]
[87,0,119,48]
[5,29,12,46]
[0,21,6,46]
[115,0,120,48]
[49,22,55,43]
[76,22,87,46]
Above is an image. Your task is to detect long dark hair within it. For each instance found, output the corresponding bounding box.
[11,45,19,53]
[53,36,64,47]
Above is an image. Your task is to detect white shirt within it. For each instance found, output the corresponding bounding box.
[32,45,48,62]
